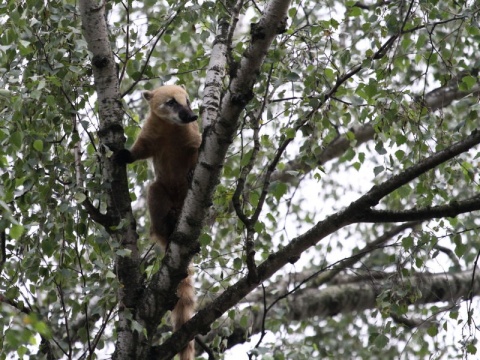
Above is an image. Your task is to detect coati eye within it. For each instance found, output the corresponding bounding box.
[166,99,177,106]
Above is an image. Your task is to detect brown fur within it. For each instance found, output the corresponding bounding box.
[116,85,201,360]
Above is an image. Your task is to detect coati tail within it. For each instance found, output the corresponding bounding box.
[171,267,196,360]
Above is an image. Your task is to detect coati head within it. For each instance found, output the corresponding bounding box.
[143,85,198,125]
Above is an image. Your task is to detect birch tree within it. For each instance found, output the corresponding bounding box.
[1,0,480,359]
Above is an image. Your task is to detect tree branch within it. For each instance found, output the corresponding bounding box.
[200,269,479,353]
[78,1,144,359]
[271,123,375,183]
[121,10,180,97]
[290,270,480,319]
[272,69,480,185]
[361,195,480,223]
[235,222,420,351]
[201,18,229,129]
[420,69,480,111]
[82,196,116,227]
[353,129,480,211]
[148,0,292,357]
[248,221,421,306]
[153,128,480,357]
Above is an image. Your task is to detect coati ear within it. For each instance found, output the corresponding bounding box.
[143,90,153,101]
[180,84,187,90]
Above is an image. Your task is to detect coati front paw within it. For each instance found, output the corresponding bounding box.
[113,149,135,164]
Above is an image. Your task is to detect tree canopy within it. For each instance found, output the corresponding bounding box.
[1,0,480,359]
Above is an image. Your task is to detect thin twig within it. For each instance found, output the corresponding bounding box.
[121,9,181,97]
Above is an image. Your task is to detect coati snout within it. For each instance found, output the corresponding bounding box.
[165,98,198,124]
[143,86,198,126]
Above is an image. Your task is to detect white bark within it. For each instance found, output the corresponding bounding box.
[201,19,228,129]
[151,0,293,357]
[78,1,144,359]
[201,270,480,350]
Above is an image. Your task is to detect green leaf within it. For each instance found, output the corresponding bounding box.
[402,236,414,249]
[41,238,57,257]
[345,131,356,141]
[199,233,212,246]
[427,324,438,337]
[286,72,300,81]
[454,242,466,258]
[358,152,365,163]
[395,134,407,145]
[324,67,335,80]
[339,50,351,66]
[394,150,405,160]
[254,221,265,233]
[33,139,43,152]
[467,343,477,355]
[342,147,355,161]
[17,346,28,357]
[348,6,362,17]
[116,249,132,257]
[240,149,253,167]
[180,32,190,44]
[11,131,23,149]
[33,320,51,338]
[373,166,384,177]
[461,75,477,91]
[240,315,249,328]
[285,127,296,139]
[272,182,288,201]
[10,224,24,240]
[373,333,389,348]
[449,311,459,320]
[374,141,387,155]
[364,83,378,99]
[74,192,86,203]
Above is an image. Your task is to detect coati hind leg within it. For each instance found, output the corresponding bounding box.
[147,180,175,249]
[148,180,196,360]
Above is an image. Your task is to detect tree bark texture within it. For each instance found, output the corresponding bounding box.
[150,0,293,357]
[201,270,480,350]
[78,1,145,359]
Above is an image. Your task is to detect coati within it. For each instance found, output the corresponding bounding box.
[115,85,201,360]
